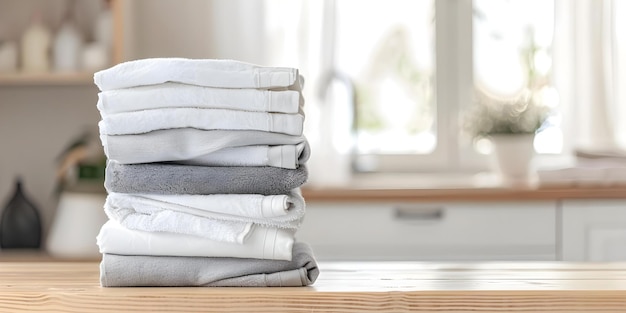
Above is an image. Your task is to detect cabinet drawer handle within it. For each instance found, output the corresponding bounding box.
[394,207,445,221]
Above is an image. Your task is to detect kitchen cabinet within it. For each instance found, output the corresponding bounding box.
[561,199,626,261]
[297,201,557,261]
[300,184,626,262]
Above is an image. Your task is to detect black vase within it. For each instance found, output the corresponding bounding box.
[0,178,42,249]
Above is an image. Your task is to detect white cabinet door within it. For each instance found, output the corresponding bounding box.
[297,201,556,261]
[561,200,626,261]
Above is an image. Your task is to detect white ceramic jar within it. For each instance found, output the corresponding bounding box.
[46,191,107,259]
[21,13,51,72]
[53,20,82,72]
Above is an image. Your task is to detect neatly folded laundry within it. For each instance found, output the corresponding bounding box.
[135,189,303,219]
[104,189,305,239]
[100,128,307,166]
[97,82,302,115]
[170,143,309,169]
[98,107,304,136]
[97,220,295,260]
[105,142,309,169]
[105,161,308,195]
[94,58,299,91]
[100,242,319,287]
[104,196,252,243]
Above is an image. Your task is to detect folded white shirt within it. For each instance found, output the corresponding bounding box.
[97,220,295,260]
[104,189,306,240]
[100,129,308,167]
[98,108,304,136]
[105,141,309,169]
[97,82,303,116]
[173,142,309,169]
[94,58,299,91]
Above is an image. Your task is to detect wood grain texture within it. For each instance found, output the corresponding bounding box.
[2,262,626,312]
[111,0,124,64]
[0,250,100,262]
[0,72,95,85]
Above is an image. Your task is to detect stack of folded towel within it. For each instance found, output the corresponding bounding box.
[93,58,319,287]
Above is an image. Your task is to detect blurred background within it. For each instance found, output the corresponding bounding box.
[1,0,625,261]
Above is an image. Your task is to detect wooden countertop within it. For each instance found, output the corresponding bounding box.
[301,171,626,202]
[2,261,626,312]
[302,185,626,202]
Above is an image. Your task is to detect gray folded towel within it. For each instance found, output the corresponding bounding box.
[100,242,319,287]
[105,161,308,195]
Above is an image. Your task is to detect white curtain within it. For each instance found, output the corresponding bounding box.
[612,0,626,148]
[263,0,354,186]
[207,0,347,186]
[554,0,626,152]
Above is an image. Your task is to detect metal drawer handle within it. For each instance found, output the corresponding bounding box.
[394,207,445,221]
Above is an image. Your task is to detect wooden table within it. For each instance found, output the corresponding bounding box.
[2,262,626,312]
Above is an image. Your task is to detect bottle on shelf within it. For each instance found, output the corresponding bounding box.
[20,10,52,73]
[82,0,113,71]
[53,3,83,72]
[94,0,113,49]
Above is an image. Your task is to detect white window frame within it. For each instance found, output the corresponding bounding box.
[354,0,481,173]
[353,0,569,174]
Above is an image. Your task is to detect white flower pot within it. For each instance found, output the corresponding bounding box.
[490,134,537,187]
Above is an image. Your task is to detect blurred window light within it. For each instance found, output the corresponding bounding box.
[473,0,559,154]
[333,0,436,155]
[263,0,561,172]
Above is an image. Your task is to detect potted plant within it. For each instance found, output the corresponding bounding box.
[464,89,550,186]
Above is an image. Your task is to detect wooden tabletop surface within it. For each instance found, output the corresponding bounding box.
[2,261,626,312]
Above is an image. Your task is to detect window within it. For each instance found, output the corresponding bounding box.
[473,0,560,155]
[332,0,436,156]
[314,0,560,173]
[261,0,626,179]
[300,0,464,173]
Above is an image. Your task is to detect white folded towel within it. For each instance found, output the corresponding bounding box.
[98,108,304,136]
[174,142,309,169]
[97,220,295,260]
[97,82,303,116]
[104,189,305,236]
[100,129,308,166]
[94,58,299,91]
[104,196,252,243]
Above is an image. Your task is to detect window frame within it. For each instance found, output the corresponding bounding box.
[352,0,567,174]
[353,0,480,173]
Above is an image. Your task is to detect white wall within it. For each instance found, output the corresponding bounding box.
[124,0,265,64]
[125,0,213,60]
